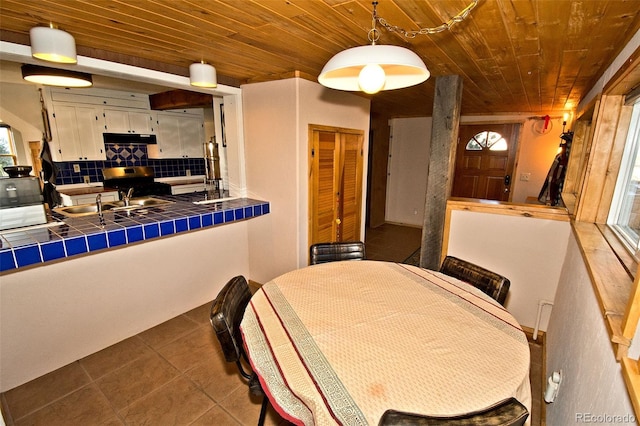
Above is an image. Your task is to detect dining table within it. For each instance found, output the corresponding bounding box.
[240,260,531,425]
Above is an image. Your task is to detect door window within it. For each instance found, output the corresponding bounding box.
[465,131,508,151]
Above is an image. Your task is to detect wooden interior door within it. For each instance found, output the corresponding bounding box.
[452,124,519,201]
[309,125,364,245]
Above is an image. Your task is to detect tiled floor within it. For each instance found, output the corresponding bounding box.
[1,223,543,425]
[365,223,423,263]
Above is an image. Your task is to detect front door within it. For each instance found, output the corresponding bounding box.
[452,124,519,201]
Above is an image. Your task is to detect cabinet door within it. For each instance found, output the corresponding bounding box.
[156,114,181,158]
[103,108,130,133]
[128,111,154,134]
[51,104,83,160]
[179,116,204,158]
[75,106,105,160]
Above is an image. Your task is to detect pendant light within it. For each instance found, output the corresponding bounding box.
[30,25,78,64]
[318,1,479,94]
[22,64,93,88]
[319,2,428,94]
[190,61,217,88]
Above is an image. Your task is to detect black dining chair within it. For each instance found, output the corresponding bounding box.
[210,275,269,426]
[309,241,366,265]
[378,397,529,425]
[439,255,510,306]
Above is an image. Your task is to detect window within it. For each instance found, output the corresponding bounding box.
[465,131,508,151]
[609,98,640,259]
[0,125,18,176]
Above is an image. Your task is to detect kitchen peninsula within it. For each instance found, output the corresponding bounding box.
[0,193,269,273]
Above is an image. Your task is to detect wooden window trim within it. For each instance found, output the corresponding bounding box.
[565,45,640,415]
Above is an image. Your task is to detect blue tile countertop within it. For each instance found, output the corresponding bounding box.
[0,193,270,273]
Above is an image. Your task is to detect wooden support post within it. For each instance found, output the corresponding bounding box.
[420,75,463,270]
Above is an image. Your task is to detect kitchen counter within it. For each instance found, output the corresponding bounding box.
[155,176,206,186]
[56,185,118,197]
[0,192,269,273]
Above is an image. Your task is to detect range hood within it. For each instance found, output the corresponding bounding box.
[103,133,157,144]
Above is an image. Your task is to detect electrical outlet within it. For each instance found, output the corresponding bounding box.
[83,176,90,184]
[520,173,531,182]
[73,164,81,173]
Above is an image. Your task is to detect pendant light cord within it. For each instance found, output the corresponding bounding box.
[375,0,480,38]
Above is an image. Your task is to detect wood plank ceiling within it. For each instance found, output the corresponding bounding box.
[1,0,639,118]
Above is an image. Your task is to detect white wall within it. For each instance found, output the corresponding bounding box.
[0,222,252,391]
[242,79,298,283]
[243,78,370,283]
[0,82,46,165]
[511,117,566,203]
[446,209,571,330]
[384,116,565,223]
[546,233,636,423]
[386,117,431,226]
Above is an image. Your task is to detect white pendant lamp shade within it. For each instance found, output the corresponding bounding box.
[29,26,77,64]
[22,64,92,88]
[190,62,217,88]
[318,45,430,93]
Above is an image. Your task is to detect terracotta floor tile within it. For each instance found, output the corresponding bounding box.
[137,315,200,350]
[118,376,214,425]
[157,324,219,373]
[14,384,117,426]
[96,352,179,411]
[190,405,242,425]
[3,362,90,420]
[80,336,152,380]
[218,385,272,426]
[183,346,244,402]
[183,302,213,326]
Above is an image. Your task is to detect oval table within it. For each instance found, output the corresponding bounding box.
[240,260,531,425]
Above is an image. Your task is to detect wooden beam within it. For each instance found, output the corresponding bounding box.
[420,75,463,270]
[149,89,214,110]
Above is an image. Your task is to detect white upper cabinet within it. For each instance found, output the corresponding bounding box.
[103,108,155,134]
[150,110,204,159]
[50,104,106,161]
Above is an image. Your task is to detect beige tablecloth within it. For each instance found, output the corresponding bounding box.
[241,261,531,425]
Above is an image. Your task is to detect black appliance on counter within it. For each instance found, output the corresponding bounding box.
[0,176,48,230]
[102,166,171,197]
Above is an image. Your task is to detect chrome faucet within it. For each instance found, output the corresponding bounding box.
[121,187,134,206]
[96,194,105,227]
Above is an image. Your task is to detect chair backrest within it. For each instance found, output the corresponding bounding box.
[378,397,529,426]
[439,256,510,305]
[210,275,252,363]
[309,241,366,265]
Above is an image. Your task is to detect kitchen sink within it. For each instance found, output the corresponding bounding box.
[54,197,174,217]
[110,197,174,208]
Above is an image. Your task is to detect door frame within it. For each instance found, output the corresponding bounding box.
[453,122,522,202]
[308,124,364,248]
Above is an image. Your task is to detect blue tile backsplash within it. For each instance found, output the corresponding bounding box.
[54,143,206,185]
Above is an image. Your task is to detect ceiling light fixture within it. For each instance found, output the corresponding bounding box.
[29,25,78,64]
[318,0,479,94]
[189,61,217,88]
[22,64,93,88]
